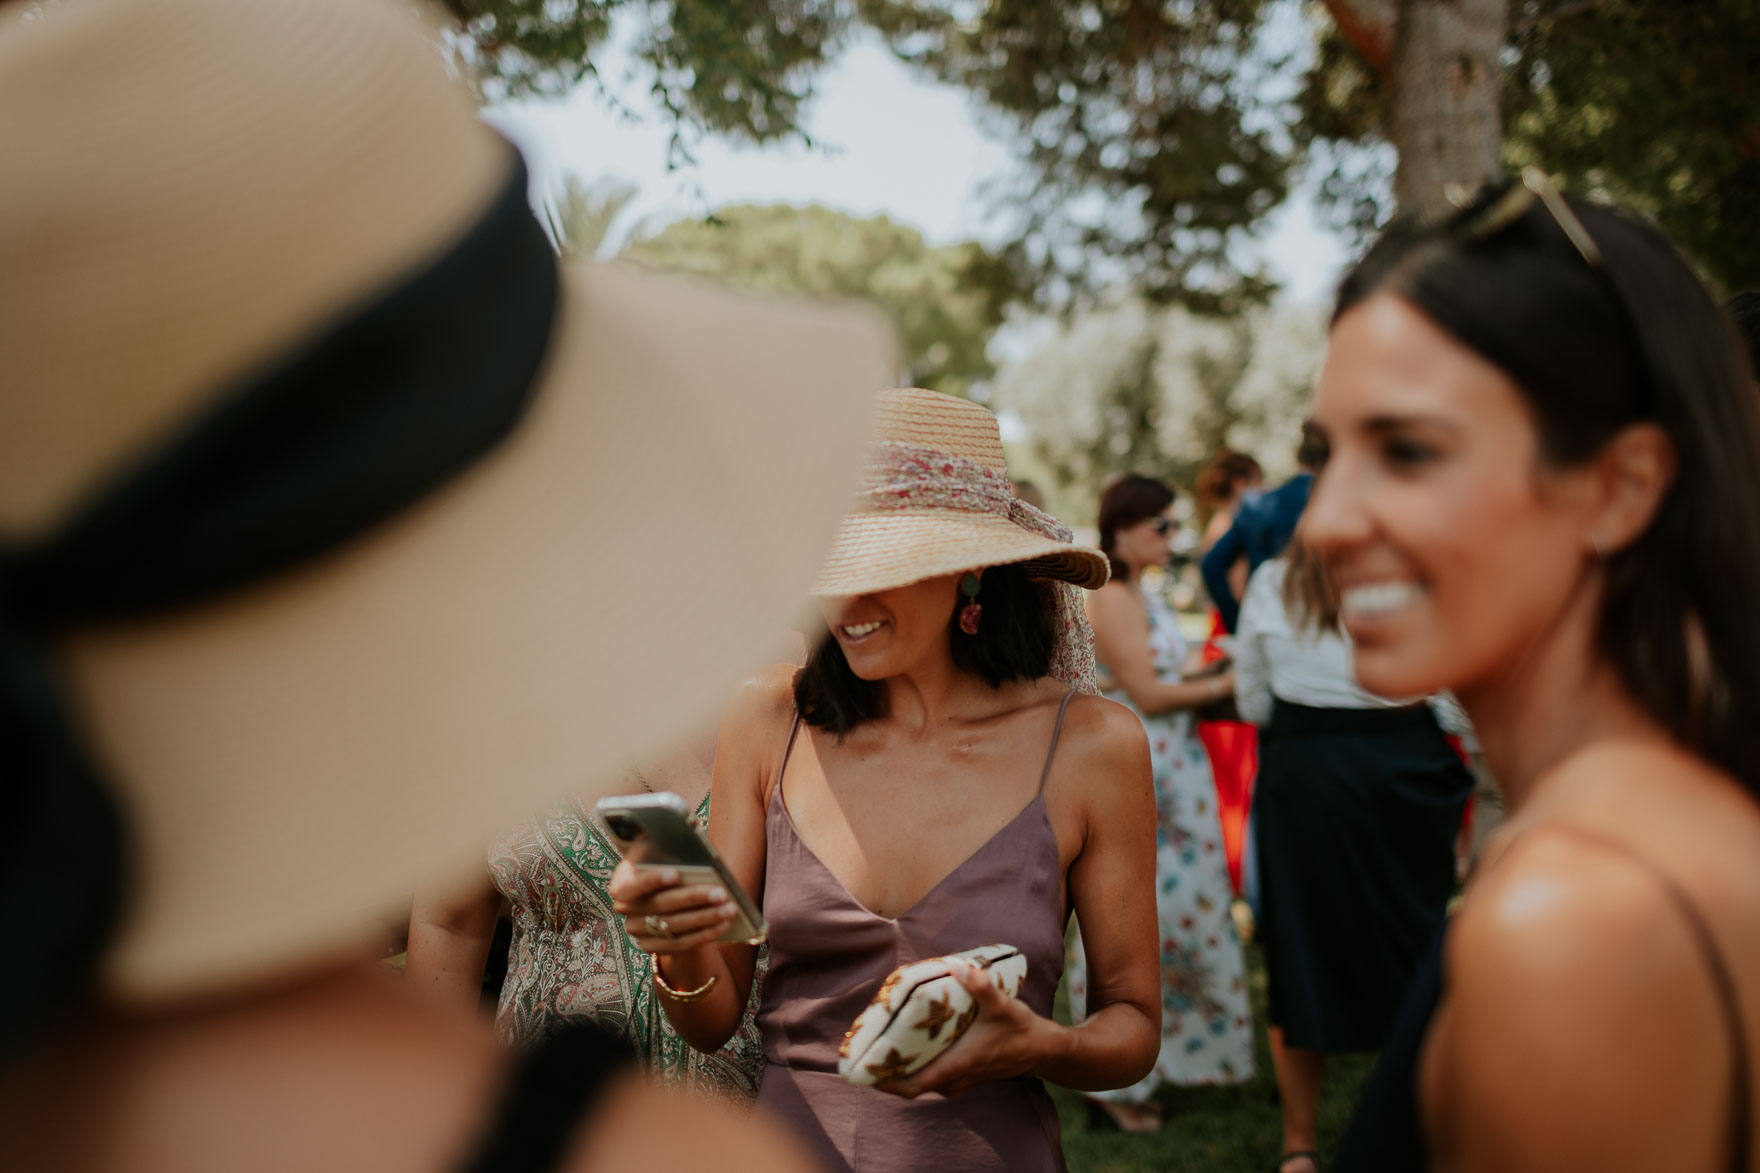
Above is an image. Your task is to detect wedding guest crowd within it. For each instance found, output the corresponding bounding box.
[10,2,1760,1171]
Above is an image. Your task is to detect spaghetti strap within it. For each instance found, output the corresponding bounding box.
[1037,688,1078,794]
[1542,825,1752,1173]
[769,711,804,808]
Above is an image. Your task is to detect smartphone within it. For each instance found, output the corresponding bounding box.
[593,792,767,945]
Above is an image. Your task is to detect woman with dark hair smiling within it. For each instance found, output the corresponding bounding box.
[1064,474,1255,1132]
[612,389,1161,1172]
[1303,171,1760,1173]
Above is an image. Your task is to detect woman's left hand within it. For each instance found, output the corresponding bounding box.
[874,961,1060,1100]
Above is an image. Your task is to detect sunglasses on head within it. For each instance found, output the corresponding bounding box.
[1444,166,1652,410]
[1446,165,1601,270]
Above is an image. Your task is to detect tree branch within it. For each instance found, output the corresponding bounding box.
[1318,0,1398,75]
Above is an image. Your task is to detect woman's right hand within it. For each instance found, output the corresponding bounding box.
[609,860,739,955]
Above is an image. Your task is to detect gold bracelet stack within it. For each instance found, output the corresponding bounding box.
[653,964,718,1003]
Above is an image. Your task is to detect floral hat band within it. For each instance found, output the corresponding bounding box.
[812,388,1108,695]
[864,441,1030,518]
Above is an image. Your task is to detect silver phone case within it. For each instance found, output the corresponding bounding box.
[592,792,768,945]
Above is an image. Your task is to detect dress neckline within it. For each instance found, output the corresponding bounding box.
[771,785,1048,924]
[768,690,1075,923]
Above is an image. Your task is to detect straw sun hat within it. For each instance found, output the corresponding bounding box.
[0,0,891,1009]
[813,389,1108,693]
[813,388,1109,596]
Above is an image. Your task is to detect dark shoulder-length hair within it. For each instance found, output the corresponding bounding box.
[794,561,1056,735]
[1335,185,1760,786]
[1097,474,1175,585]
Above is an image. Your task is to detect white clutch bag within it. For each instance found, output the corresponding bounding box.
[837,943,1028,1086]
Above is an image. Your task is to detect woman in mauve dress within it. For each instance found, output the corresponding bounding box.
[612,388,1163,1173]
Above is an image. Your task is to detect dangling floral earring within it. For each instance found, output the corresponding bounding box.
[958,572,983,635]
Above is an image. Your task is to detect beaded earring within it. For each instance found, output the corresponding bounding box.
[958,572,983,635]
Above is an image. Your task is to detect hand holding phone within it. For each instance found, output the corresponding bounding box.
[597,793,766,948]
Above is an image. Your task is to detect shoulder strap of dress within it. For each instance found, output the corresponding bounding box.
[1038,688,1078,795]
[765,710,804,810]
[456,1022,635,1173]
[1540,825,1752,1173]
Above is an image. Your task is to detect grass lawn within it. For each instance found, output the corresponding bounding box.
[1054,940,1376,1173]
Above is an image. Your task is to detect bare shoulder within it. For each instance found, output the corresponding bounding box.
[723,661,799,726]
[1050,692,1151,796]
[1451,829,1693,999]
[1087,581,1138,618]
[718,663,800,757]
[715,662,801,802]
[1431,830,1729,1169]
[1059,691,1150,747]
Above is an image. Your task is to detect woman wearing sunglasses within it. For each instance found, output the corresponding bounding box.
[1066,474,1255,1131]
[1312,173,1760,1173]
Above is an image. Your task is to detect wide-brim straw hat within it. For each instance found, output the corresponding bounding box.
[0,0,891,1002]
[812,389,1109,597]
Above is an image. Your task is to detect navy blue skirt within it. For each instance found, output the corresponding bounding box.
[1253,699,1473,1053]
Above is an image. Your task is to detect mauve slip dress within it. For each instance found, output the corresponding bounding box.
[755,691,1077,1173]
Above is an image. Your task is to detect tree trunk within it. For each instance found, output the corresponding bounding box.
[1388,0,1508,216]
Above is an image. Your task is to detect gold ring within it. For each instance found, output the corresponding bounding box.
[644,914,673,939]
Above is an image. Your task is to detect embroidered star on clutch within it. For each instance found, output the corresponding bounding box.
[837,943,1028,1087]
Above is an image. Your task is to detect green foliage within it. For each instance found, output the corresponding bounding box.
[621,204,1017,396]
[443,0,1760,303]
[866,0,1292,314]
[994,298,1323,525]
[436,0,855,163]
[1300,0,1760,291]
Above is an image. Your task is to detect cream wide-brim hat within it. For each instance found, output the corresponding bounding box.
[811,389,1109,597]
[0,0,892,1001]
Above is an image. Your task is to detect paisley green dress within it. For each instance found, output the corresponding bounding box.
[488,793,767,1104]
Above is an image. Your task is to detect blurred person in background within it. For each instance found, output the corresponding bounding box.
[1234,540,1474,1173]
[1308,173,1760,1173]
[1196,449,1265,603]
[1192,449,1268,899]
[1065,474,1256,1132]
[1203,434,1323,632]
[0,0,889,1170]
[1013,479,1048,512]
[612,389,1162,1172]
[407,728,768,1103]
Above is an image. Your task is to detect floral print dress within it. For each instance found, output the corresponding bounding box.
[1067,584,1255,1094]
[489,793,767,1104]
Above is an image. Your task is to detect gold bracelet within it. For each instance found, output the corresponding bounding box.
[653,964,718,1003]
